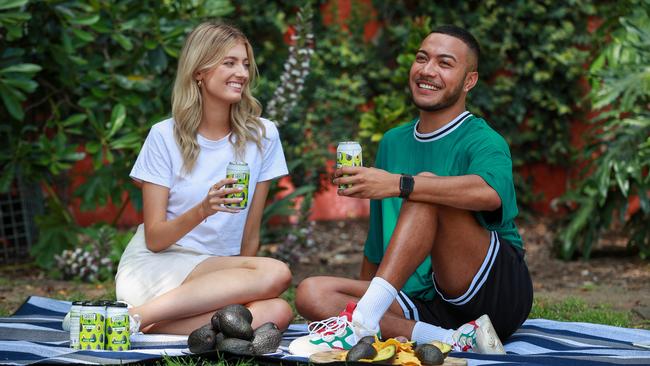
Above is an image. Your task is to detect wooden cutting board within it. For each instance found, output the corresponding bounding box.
[310,350,467,366]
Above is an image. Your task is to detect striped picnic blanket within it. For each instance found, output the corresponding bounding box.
[1,296,649,365]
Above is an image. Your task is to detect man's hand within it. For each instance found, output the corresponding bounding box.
[333,166,401,199]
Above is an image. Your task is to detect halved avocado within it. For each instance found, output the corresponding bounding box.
[371,344,396,363]
[414,344,445,366]
[346,342,377,362]
[430,340,452,356]
[358,335,377,345]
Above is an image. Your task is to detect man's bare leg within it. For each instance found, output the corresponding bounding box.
[296,276,415,338]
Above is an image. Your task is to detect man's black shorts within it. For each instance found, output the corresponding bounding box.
[396,231,533,339]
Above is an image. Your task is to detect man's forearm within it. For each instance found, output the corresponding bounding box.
[407,174,501,212]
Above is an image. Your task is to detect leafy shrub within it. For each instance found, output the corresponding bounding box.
[557,1,650,259]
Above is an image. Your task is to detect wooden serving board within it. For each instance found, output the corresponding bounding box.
[309,350,467,366]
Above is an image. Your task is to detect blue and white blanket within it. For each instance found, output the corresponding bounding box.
[1,296,649,365]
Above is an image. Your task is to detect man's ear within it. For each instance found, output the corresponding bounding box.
[464,71,478,92]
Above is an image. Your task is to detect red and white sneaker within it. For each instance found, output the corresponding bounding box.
[451,314,505,354]
[288,302,379,357]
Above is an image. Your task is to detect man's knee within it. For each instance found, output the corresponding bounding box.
[295,277,323,314]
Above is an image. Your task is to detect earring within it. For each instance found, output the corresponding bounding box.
[197,80,202,88]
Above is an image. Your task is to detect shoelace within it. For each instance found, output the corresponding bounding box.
[308,315,351,339]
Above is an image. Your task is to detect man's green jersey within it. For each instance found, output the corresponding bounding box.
[364,112,522,301]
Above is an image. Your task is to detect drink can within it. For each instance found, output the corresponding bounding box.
[225,162,250,209]
[79,301,106,350]
[69,301,84,349]
[106,302,130,351]
[336,141,363,189]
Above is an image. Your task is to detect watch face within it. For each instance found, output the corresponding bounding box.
[400,175,414,198]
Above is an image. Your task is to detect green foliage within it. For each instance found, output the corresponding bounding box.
[557,1,650,260]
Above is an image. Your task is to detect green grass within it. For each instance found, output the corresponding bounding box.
[530,296,632,328]
[159,354,259,366]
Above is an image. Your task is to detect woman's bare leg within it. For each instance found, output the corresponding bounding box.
[144,297,294,334]
[130,256,291,333]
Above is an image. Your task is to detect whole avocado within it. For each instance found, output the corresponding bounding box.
[220,304,253,324]
[217,307,254,340]
[414,344,445,366]
[254,322,279,333]
[250,323,282,355]
[187,324,217,354]
[346,342,377,362]
[216,337,253,355]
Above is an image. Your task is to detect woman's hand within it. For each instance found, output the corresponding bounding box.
[199,178,244,218]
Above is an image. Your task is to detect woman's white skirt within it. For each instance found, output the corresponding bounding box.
[115,224,211,307]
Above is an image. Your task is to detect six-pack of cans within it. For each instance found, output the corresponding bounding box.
[69,300,131,350]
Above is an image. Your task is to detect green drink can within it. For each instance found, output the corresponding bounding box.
[336,141,363,189]
[69,301,84,349]
[79,301,106,350]
[225,161,250,209]
[106,302,130,351]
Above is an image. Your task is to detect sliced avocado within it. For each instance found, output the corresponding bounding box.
[216,337,253,355]
[188,324,217,354]
[250,324,282,355]
[217,309,254,340]
[414,344,445,365]
[372,344,396,363]
[346,342,377,362]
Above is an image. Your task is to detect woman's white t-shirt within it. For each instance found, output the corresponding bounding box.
[130,117,288,256]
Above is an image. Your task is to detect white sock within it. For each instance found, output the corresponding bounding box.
[412,321,454,345]
[353,277,398,331]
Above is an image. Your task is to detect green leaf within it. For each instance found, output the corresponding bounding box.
[0,0,27,10]
[112,33,133,51]
[71,28,95,42]
[61,114,87,127]
[0,85,24,120]
[107,103,126,138]
[0,63,42,74]
[68,14,100,26]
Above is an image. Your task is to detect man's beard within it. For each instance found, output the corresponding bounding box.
[410,79,464,112]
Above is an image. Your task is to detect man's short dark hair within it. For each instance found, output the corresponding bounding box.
[430,25,480,71]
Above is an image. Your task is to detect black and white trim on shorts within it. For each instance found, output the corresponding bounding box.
[397,290,421,321]
[433,231,500,306]
[413,111,472,142]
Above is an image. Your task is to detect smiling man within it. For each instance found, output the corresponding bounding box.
[290,25,533,356]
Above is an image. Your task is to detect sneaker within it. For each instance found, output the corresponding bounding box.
[129,313,142,335]
[451,314,505,354]
[62,312,71,331]
[288,302,379,357]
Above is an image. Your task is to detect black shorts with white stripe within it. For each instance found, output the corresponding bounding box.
[396,232,533,340]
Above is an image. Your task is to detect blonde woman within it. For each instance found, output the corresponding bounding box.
[113,22,293,334]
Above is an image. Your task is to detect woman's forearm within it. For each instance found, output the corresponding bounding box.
[144,202,206,252]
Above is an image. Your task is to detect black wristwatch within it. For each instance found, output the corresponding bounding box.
[399,174,414,199]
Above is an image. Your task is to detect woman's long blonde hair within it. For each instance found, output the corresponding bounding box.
[171,22,265,174]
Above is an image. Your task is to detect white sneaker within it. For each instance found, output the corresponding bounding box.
[288,302,378,357]
[451,314,505,354]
